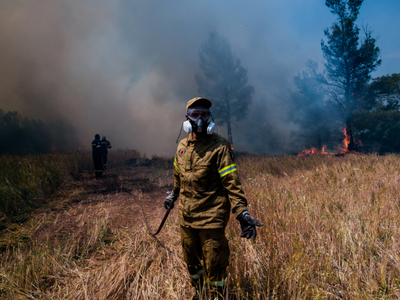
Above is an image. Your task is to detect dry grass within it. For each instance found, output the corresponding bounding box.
[233,154,400,299]
[0,150,142,225]
[2,152,400,299]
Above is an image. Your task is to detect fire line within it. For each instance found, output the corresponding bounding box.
[297,126,361,157]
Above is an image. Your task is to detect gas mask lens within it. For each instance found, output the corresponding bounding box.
[187,109,210,122]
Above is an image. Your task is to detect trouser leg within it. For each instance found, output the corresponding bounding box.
[180,226,205,295]
[180,226,230,298]
[93,156,103,178]
[199,228,229,298]
[103,155,107,170]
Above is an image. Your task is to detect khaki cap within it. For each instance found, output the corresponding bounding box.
[186,97,212,112]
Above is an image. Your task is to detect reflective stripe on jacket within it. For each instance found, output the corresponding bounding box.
[174,133,248,229]
[92,139,102,157]
[100,139,112,155]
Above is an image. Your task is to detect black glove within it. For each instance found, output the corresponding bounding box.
[236,211,263,240]
[164,191,178,210]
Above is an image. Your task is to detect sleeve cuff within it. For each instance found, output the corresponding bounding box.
[233,206,248,216]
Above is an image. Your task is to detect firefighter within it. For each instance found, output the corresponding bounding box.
[92,134,103,178]
[164,97,263,300]
[100,136,112,170]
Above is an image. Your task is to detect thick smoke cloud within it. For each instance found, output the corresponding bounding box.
[0,0,398,155]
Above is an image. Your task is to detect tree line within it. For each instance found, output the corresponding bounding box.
[0,109,79,155]
[197,0,400,154]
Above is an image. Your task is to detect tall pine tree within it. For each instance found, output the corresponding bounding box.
[321,0,381,150]
[195,31,254,147]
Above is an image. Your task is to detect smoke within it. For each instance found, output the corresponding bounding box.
[0,0,205,155]
[0,0,395,155]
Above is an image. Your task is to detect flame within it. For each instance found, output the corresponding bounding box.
[298,145,329,157]
[298,126,360,157]
[335,126,356,154]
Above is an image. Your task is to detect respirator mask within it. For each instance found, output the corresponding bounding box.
[183,108,215,135]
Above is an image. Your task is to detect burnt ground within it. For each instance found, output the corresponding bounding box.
[33,166,175,245]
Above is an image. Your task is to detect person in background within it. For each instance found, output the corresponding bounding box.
[164,97,263,300]
[91,134,103,178]
[100,135,112,170]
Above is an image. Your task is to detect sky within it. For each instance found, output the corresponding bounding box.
[0,0,399,155]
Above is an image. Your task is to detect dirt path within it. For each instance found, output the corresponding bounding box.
[34,167,174,244]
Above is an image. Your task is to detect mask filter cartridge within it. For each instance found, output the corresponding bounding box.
[183,120,192,133]
[182,120,215,135]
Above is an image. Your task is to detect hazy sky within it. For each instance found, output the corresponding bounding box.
[0,0,399,155]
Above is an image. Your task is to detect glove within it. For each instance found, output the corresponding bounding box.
[236,211,263,240]
[164,191,178,210]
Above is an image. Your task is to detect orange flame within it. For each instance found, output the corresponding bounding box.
[298,145,329,157]
[335,126,356,154]
[298,126,360,157]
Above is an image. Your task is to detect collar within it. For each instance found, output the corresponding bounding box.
[187,133,213,145]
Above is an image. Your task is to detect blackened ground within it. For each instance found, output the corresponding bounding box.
[33,166,174,245]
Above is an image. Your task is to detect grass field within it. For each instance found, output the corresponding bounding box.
[1,151,400,299]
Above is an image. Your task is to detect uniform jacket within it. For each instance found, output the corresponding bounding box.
[100,139,112,156]
[174,133,248,229]
[92,138,102,158]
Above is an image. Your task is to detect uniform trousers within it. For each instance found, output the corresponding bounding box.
[102,154,108,170]
[93,156,103,177]
[180,226,229,294]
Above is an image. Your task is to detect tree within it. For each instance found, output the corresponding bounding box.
[0,108,79,155]
[321,0,381,150]
[369,73,400,111]
[353,73,400,153]
[195,31,254,147]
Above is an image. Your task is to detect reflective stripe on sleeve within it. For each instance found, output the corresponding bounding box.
[207,278,227,287]
[189,269,204,279]
[218,164,237,177]
[173,158,180,173]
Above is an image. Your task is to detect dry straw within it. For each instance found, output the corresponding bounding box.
[1,152,400,299]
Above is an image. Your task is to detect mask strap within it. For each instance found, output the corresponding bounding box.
[176,123,183,144]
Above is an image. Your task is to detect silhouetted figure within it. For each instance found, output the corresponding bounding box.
[92,134,103,178]
[100,136,112,170]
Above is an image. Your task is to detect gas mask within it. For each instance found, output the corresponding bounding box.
[183,108,215,135]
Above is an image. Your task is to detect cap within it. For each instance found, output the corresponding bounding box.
[186,97,212,112]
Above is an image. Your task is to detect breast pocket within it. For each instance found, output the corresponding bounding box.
[192,162,215,192]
